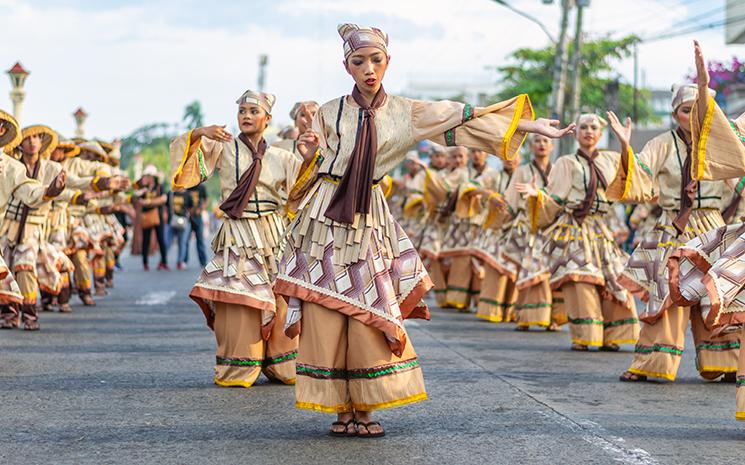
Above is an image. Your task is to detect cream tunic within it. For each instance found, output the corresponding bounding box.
[276,93,534,356]
[170,132,302,333]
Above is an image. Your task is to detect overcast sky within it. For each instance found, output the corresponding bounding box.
[0,0,742,139]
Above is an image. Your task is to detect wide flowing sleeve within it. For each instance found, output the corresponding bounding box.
[65,171,96,191]
[170,130,223,191]
[410,94,534,161]
[606,137,664,203]
[691,95,745,181]
[5,158,47,208]
[527,156,573,232]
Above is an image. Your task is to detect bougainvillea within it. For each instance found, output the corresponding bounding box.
[687,56,745,109]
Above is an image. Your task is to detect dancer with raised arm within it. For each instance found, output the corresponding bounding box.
[516,114,639,352]
[171,90,302,388]
[275,23,574,438]
[606,43,740,382]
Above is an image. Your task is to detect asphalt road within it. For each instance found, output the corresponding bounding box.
[2,247,745,465]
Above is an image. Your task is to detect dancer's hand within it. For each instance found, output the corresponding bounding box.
[694,40,710,91]
[297,129,320,162]
[519,118,576,139]
[197,125,232,143]
[606,111,632,147]
[46,171,66,198]
[514,181,538,198]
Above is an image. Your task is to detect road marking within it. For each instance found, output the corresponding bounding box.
[136,291,176,306]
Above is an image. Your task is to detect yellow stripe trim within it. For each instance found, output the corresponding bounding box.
[172,129,196,190]
[736,412,745,421]
[502,94,534,161]
[604,339,638,345]
[699,365,737,373]
[627,368,676,381]
[214,377,255,388]
[352,392,428,412]
[695,95,715,180]
[476,314,504,323]
[571,338,603,347]
[621,147,634,200]
[295,401,352,414]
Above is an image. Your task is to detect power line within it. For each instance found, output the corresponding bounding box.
[642,12,745,42]
[489,0,557,44]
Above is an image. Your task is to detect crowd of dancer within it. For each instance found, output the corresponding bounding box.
[162,24,745,438]
[0,113,134,331]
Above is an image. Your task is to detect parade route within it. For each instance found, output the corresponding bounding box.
[1,250,744,465]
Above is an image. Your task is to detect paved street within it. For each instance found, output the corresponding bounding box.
[2,249,745,465]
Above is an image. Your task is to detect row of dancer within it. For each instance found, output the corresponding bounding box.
[0,111,130,331]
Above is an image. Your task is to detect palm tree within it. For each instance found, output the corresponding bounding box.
[182,101,204,129]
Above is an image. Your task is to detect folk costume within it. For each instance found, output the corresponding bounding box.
[171,90,301,387]
[610,85,740,381]
[528,115,639,349]
[664,93,745,416]
[274,23,535,414]
[487,157,566,329]
[0,125,67,329]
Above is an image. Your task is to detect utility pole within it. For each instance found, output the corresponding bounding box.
[568,1,587,123]
[633,42,639,122]
[549,0,573,123]
[258,54,268,92]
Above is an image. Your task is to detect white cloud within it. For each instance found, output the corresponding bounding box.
[0,0,742,140]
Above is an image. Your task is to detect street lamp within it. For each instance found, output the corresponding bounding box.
[73,107,88,138]
[7,61,30,122]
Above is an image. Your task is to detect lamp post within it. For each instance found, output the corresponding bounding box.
[73,107,88,138]
[7,61,30,122]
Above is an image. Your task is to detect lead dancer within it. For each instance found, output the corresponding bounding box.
[274,23,574,438]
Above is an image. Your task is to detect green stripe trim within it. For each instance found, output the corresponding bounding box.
[604,318,639,328]
[516,303,552,309]
[696,342,741,351]
[568,318,604,326]
[736,379,745,386]
[348,360,420,379]
[634,344,684,356]
[633,153,653,178]
[736,177,745,196]
[296,365,347,379]
[447,286,478,294]
[730,121,745,144]
[216,356,262,367]
[265,351,297,365]
[478,297,514,308]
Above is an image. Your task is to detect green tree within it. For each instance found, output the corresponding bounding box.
[182,100,204,129]
[494,35,656,124]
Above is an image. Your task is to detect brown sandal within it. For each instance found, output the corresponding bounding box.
[571,343,588,351]
[514,326,529,332]
[600,344,620,352]
[329,419,357,437]
[619,371,647,382]
[23,321,40,331]
[356,421,385,438]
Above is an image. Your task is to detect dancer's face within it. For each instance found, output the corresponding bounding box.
[20,134,42,156]
[345,47,388,95]
[50,147,66,162]
[530,134,553,158]
[294,103,318,134]
[470,149,487,168]
[430,151,447,170]
[575,120,602,151]
[0,122,7,138]
[237,103,271,136]
[673,102,692,133]
[449,147,468,169]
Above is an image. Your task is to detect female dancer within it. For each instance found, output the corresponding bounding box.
[516,114,639,351]
[607,74,740,382]
[274,23,574,437]
[171,90,302,388]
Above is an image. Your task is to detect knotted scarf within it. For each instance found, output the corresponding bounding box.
[573,149,607,223]
[219,134,267,220]
[325,85,387,224]
[672,127,697,235]
[532,159,552,187]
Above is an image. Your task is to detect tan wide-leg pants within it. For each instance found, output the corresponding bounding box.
[562,282,640,348]
[476,265,516,323]
[295,302,427,414]
[628,306,740,382]
[212,296,297,388]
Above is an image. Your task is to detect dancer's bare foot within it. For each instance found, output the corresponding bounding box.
[546,323,560,332]
[355,411,385,438]
[329,412,356,437]
[619,371,647,382]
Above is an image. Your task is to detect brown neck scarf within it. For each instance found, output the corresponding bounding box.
[324,85,387,224]
[672,127,697,235]
[573,149,606,223]
[531,158,552,187]
[219,133,267,220]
